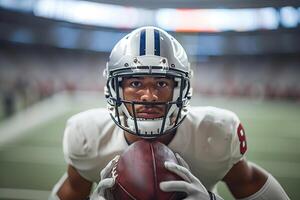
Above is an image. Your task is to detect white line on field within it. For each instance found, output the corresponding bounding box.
[0,92,71,146]
[0,91,104,146]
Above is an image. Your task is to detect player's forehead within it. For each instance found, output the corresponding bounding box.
[123,76,173,81]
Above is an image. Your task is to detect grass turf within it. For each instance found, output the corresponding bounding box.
[0,95,299,199]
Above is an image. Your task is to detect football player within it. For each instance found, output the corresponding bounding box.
[49,26,290,200]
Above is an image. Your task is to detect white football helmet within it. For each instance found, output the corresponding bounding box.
[104,26,193,138]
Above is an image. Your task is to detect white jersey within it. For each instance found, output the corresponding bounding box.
[63,106,247,191]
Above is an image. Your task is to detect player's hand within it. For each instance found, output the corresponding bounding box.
[160,153,223,200]
[89,155,120,200]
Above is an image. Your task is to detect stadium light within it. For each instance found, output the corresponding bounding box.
[156,8,279,32]
[33,0,154,28]
[280,7,299,28]
[0,0,298,32]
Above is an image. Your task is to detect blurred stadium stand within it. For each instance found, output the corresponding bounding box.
[0,0,300,119]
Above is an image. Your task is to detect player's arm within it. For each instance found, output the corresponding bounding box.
[49,164,93,200]
[223,159,290,199]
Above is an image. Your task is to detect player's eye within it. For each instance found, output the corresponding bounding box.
[157,81,167,88]
[130,81,142,88]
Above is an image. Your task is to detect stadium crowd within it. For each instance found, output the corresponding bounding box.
[1,45,300,120]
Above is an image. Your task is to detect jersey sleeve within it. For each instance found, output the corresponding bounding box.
[63,117,88,167]
[62,111,102,181]
[229,112,247,165]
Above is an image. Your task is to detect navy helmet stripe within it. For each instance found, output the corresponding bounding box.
[154,29,160,56]
[140,30,146,55]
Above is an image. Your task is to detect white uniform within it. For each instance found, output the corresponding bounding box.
[63,106,246,191]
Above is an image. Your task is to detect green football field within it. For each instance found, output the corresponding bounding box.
[0,92,299,200]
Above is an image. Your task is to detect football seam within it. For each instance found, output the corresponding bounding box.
[116,182,138,200]
[150,142,158,199]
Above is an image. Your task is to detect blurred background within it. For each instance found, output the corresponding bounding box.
[0,0,300,199]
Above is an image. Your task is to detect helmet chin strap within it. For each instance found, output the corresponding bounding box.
[126,117,172,136]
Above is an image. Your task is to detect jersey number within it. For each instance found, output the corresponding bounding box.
[237,123,247,155]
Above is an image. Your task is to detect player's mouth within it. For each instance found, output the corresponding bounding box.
[137,112,163,119]
[136,108,164,119]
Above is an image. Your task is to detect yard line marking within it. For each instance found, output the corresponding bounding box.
[0,92,71,146]
[0,91,104,146]
[0,188,50,199]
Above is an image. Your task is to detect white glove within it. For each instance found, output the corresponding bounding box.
[160,153,223,200]
[89,155,120,200]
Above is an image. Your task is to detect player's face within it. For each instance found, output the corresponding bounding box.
[122,76,174,119]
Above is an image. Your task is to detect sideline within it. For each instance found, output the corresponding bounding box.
[0,91,103,146]
[0,92,71,146]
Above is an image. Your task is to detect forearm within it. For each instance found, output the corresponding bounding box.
[57,182,91,200]
[236,173,290,200]
[49,169,93,200]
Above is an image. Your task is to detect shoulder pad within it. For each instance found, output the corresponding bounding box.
[200,106,247,162]
[202,106,240,136]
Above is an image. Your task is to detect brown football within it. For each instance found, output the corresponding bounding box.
[111,139,186,200]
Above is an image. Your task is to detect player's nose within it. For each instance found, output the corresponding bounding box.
[140,87,159,102]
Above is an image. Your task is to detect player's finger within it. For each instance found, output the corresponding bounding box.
[175,153,190,170]
[97,178,115,196]
[164,161,192,183]
[100,155,120,179]
[160,181,191,194]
